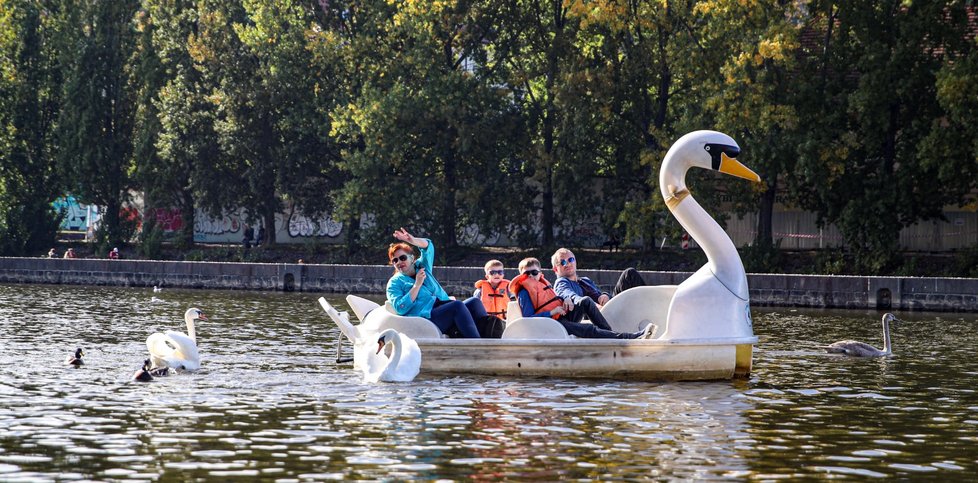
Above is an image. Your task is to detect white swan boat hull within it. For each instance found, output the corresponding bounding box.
[412,337,754,381]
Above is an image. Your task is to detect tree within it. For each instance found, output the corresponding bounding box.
[0,0,64,255]
[558,0,699,248]
[792,1,978,271]
[188,0,341,246]
[330,0,529,248]
[692,0,801,250]
[135,0,216,248]
[56,0,140,248]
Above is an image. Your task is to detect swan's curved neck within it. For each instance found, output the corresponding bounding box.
[660,159,748,299]
[881,319,892,354]
[186,316,197,342]
[387,335,402,367]
[378,334,403,378]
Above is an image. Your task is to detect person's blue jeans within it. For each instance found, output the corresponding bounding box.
[429,298,484,338]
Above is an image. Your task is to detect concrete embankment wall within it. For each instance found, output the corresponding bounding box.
[1,257,976,312]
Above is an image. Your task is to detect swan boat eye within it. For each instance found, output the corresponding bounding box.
[705,143,740,170]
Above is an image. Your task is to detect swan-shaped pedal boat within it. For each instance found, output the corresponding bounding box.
[320,131,759,381]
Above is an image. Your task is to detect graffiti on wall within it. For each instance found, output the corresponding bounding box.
[287,212,343,238]
[193,210,242,238]
[458,225,501,246]
[53,195,99,234]
[178,207,346,242]
[149,208,185,232]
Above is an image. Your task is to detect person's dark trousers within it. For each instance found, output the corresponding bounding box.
[564,297,614,331]
[613,267,646,296]
[464,297,504,338]
[556,319,639,339]
[462,297,488,319]
[430,300,480,338]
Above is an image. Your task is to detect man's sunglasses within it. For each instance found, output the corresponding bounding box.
[488,270,504,276]
[559,257,576,266]
[391,254,410,264]
[524,269,540,276]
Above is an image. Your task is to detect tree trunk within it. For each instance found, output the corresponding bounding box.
[345,214,360,255]
[263,208,276,246]
[104,199,121,246]
[179,188,195,248]
[755,175,777,248]
[440,126,458,248]
[539,0,564,247]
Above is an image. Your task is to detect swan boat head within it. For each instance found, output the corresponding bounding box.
[657,131,762,342]
[659,130,760,208]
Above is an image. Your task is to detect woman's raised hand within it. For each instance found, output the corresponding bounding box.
[393,227,415,245]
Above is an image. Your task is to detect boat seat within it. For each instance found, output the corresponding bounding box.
[501,318,570,339]
[371,301,444,339]
[346,294,381,322]
[600,285,676,334]
[506,300,522,323]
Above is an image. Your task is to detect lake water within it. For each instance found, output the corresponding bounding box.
[1,283,976,481]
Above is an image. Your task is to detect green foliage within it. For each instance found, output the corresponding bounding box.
[0,0,974,276]
[951,247,978,278]
[812,249,849,276]
[56,0,141,247]
[741,242,784,274]
[331,0,531,248]
[791,1,977,270]
[138,221,164,260]
[0,1,65,255]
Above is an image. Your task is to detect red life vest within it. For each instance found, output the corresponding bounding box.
[509,273,562,320]
[474,279,511,317]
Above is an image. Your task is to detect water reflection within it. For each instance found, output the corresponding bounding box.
[0,285,976,480]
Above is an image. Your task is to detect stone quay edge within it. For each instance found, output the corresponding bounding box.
[1,257,976,312]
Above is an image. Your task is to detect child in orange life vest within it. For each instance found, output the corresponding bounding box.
[472,259,514,319]
[511,257,654,339]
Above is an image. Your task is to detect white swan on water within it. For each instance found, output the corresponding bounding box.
[826,313,898,357]
[361,328,421,383]
[146,308,206,371]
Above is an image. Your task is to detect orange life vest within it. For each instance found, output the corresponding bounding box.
[474,279,511,317]
[509,273,562,320]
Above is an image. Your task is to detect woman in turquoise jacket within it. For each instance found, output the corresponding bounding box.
[386,228,483,337]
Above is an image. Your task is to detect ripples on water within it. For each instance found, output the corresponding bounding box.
[0,284,976,480]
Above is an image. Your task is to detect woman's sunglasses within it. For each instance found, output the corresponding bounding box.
[391,254,410,264]
[559,257,576,266]
[523,269,540,276]
[488,270,504,276]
